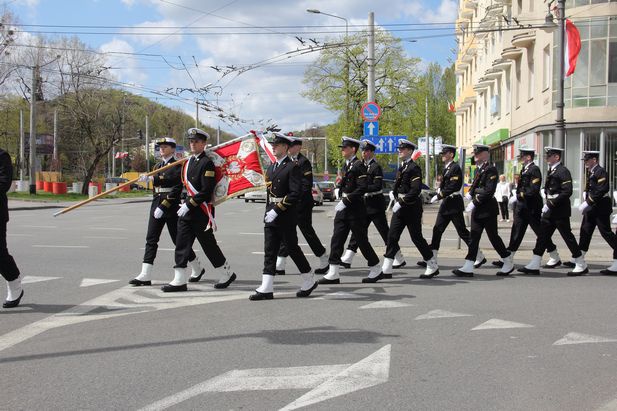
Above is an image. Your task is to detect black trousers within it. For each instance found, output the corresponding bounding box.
[508,207,556,253]
[465,213,509,261]
[499,199,509,220]
[579,210,617,259]
[329,213,379,266]
[143,205,196,264]
[264,219,311,275]
[385,205,433,261]
[347,211,391,252]
[174,214,225,269]
[430,211,470,251]
[533,216,582,258]
[0,220,20,282]
[278,205,326,258]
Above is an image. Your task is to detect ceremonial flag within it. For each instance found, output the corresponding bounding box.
[114,151,129,159]
[565,19,581,78]
[250,129,276,162]
[447,100,455,113]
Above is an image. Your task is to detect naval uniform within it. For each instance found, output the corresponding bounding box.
[532,163,582,258]
[0,149,20,283]
[329,157,380,266]
[174,151,226,270]
[578,164,617,258]
[384,158,433,261]
[263,156,311,275]
[465,163,510,261]
[278,152,326,259]
[143,157,197,265]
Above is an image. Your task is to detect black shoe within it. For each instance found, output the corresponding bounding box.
[296,282,318,298]
[129,278,151,286]
[3,290,24,309]
[474,258,487,269]
[600,269,617,276]
[339,262,351,269]
[362,273,384,283]
[562,261,575,268]
[496,269,513,276]
[452,269,473,277]
[517,267,540,275]
[318,277,340,285]
[161,283,187,292]
[543,261,562,269]
[567,268,588,277]
[314,266,329,274]
[420,270,439,279]
[393,261,407,269]
[275,270,285,275]
[492,260,504,268]
[416,261,427,268]
[188,268,206,283]
[383,273,393,279]
[249,291,274,301]
[214,273,237,289]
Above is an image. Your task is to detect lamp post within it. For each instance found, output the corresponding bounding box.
[542,1,565,149]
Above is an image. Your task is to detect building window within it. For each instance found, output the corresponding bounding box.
[515,59,521,108]
[543,46,551,90]
[516,0,522,14]
[609,42,617,83]
[505,67,511,114]
[528,48,535,101]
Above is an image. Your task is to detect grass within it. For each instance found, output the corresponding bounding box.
[8,190,151,202]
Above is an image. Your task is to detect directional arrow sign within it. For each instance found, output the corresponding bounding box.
[363,121,379,137]
[139,345,391,411]
[365,136,406,154]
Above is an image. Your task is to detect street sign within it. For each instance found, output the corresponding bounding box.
[417,136,443,156]
[365,135,405,154]
[361,102,381,121]
[363,121,379,137]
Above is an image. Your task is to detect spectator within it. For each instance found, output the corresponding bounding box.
[495,174,511,222]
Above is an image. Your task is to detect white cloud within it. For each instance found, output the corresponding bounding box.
[99,38,148,85]
[123,19,184,50]
[420,0,458,24]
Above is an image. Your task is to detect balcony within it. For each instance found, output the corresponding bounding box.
[484,68,503,80]
[463,0,477,8]
[492,58,512,70]
[511,31,536,48]
[473,83,490,92]
[476,77,494,87]
[501,46,523,60]
[461,7,474,19]
[486,3,503,16]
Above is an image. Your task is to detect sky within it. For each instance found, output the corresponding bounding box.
[3,0,458,136]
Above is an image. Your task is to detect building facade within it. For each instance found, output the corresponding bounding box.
[455,0,617,204]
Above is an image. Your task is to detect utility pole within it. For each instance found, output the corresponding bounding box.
[195,100,199,128]
[53,108,58,170]
[367,12,375,103]
[28,65,37,194]
[19,109,24,182]
[554,0,566,149]
[425,95,430,187]
[120,93,126,176]
[145,114,150,173]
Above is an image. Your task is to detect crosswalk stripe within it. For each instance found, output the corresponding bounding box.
[415,309,473,320]
[80,278,121,287]
[471,319,534,330]
[21,276,61,284]
[553,332,617,346]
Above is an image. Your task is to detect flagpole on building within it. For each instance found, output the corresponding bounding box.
[554,0,566,149]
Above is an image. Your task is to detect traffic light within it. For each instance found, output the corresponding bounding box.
[137,129,143,140]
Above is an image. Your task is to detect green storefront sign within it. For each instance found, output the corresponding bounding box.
[483,128,509,145]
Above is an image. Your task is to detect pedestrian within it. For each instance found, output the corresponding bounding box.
[276,135,329,275]
[495,174,511,222]
[0,147,23,308]
[381,139,439,280]
[163,128,237,292]
[250,132,316,300]
[340,139,406,270]
[318,136,383,284]
[519,147,588,276]
[129,137,204,286]
[453,144,514,277]
[492,148,562,269]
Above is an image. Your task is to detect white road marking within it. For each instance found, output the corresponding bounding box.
[595,398,617,411]
[139,345,391,411]
[88,227,128,231]
[553,332,617,346]
[359,301,413,309]
[80,278,121,287]
[139,248,175,251]
[414,309,473,320]
[252,251,265,255]
[317,292,363,300]
[32,245,89,248]
[21,275,61,284]
[471,319,534,330]
[84,236,128,240]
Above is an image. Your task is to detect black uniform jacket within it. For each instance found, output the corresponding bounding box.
[469,162,499,219]
[0,149,12,223]
[515,162,543,213]
[181,151,216,221]
[151,157,182,214]
[265,156,301,226]
[337,156,368,219]
[364,158,386,215]
[436,161,464,216]
[584,164,611,216]
[544,163,573,219]
[394,158,423,208]
[293,153,314,212]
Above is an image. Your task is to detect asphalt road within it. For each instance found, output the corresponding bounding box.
[2,198,617,411]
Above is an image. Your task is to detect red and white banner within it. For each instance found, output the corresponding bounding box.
[250,130,276,162]
[114,151,129,159]
[447,100,455,113]
[565,19,582,78]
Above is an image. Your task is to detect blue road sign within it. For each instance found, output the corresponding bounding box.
[363,121,379,137]
[365,136,406,154]
[361,102,381,121]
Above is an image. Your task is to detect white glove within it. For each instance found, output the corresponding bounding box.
[430,195,439,204]
[613,191,617,202]
[583,191,587,200]
[578,201,589,213]
[392,202,401,213]
[540,190,546,199]
[177,203,189,217]
[153,207,164,219]
[436,188,441,194]
[508,196,517,206]
[264,209,278,223]
[464,193,472,201]
[465,202,475,213]
[389,191,395,201]
[542,204,549,214]
[612,214,617,225]
[138,174,153,183]
[335,200,347,213]
[334,188,340,200]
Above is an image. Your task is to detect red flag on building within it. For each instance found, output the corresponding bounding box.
[565,19,582,78]
[447,100,455,113]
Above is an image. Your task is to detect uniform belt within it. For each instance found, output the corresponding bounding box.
[342,193,349,198]
[269,196,284,203]
[546,194,559,199]
[448,192,461,198]
[154,187,173,193]
[364,191,382,198]
[398,193,416,199]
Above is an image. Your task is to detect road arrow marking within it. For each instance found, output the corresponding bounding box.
[388,138,394,152]
[553,332,617,346]
[138,345,391,411]
[367,122,375,136]
[318,292,363,300]
[414,309,473,320]
[359,301,413,309]
[21,276,61,284]
[471,319,534,330]
[79,278,121,287]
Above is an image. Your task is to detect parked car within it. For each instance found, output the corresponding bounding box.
[312,183,324,206]
[244,188,267,203]
[316,181,336,201]
[105,177,142,191]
